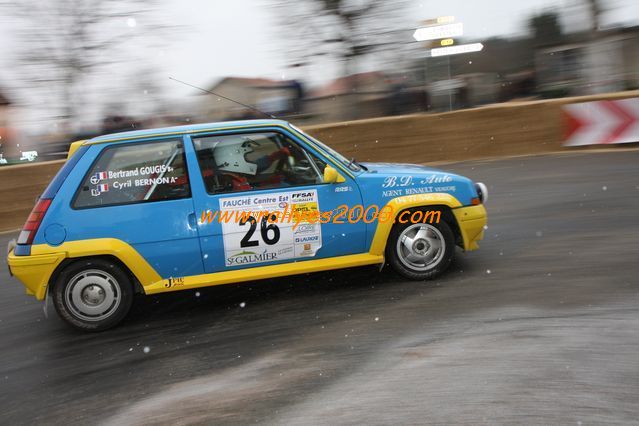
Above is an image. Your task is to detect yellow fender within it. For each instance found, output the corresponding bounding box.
[24,239,162,299]
[368,193,463,256]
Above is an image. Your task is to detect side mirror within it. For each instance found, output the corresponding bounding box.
[323,165,346,184]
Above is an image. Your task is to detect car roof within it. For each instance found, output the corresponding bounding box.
[85,119,290,145]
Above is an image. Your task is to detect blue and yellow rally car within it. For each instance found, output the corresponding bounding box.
[7,120,487,331]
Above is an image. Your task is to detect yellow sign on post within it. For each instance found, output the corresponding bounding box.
[421,16,455,26]
[437,16,455,24]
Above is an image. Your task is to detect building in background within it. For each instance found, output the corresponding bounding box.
[419,37,535,110]
[199,77,304,121]
[305,72,391,123]
[535,26,639,97]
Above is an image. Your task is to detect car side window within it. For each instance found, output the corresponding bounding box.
[73,139,190,209]
[193,131,326,195]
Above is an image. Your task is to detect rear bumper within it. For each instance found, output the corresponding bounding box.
[6,239,16,276]
[7,249,66,300]
[453,204,487,251]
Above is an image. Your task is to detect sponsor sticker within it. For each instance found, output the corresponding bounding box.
[220,189,322,266]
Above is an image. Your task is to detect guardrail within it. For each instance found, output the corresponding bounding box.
[1,90,638,233]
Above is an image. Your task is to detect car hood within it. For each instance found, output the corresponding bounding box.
[355,162,478,207]
[359,162,445,175]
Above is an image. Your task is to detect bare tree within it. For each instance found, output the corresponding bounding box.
[269,0,410,78]
[4,0,173,128]
[529,11,563,47]
[586,0,603,33]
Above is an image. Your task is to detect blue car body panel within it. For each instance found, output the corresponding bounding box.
[33,139,204,278]
[25,119,480,280]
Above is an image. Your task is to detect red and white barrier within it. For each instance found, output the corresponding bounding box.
[562,98,639,146]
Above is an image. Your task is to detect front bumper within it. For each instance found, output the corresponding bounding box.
[7,249,66,300]
[452,204,487,251]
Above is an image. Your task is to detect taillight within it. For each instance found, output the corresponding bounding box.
[17,198,52,245]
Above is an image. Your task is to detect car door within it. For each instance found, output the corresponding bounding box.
[65,137,204,279]
[186,127,366,274]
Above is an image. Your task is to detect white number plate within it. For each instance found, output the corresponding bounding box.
[219,190,322,267]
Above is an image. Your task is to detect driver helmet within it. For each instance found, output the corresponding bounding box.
[213,137,258,176]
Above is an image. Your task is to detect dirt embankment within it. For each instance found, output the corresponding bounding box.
[303,90,639,163]
[0,160,64,232]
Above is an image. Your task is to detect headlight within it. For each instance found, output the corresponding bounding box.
[475,182,488,203]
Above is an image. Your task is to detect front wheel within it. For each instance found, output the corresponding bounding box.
[52,258,134,331]
[386,217,455,280]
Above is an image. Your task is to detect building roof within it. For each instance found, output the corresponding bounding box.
[206,77,296,92]
[86,119,290,144]
[309,72,388,98]
[536,25,639,51]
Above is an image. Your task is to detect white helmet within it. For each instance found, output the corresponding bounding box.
[213,138,258,176]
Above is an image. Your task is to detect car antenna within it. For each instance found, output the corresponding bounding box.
[168,76,277,119]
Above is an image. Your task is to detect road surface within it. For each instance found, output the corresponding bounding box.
[1,151,638,425]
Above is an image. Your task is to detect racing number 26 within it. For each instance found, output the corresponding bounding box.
[239,214,281,248]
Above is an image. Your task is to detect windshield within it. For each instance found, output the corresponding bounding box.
[289,124,361,172]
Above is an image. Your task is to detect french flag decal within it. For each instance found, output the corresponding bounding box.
[98,183,109,192]
[90,171,108,184]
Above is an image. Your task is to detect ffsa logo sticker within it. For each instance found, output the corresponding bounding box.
[291,192,314,202]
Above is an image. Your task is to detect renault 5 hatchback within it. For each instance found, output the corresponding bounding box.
[7,119,487,331]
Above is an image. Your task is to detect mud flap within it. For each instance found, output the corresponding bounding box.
[378,257,385,272]
[43,285,50,319]
[6,239,16,276]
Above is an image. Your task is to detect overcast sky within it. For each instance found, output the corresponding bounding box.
[162,0,639,95]
[1,0,638,131]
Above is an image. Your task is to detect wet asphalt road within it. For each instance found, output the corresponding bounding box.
[1,151,638,425]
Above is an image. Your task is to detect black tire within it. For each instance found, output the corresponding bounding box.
[52,258,134,332]
[386,212,456,280]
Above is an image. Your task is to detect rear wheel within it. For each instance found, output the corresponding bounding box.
[386,216,455,280]
[52,258,134,331]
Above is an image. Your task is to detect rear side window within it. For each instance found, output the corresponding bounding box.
[73,139,190,209]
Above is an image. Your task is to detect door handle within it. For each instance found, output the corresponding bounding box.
[187,212,197,230]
